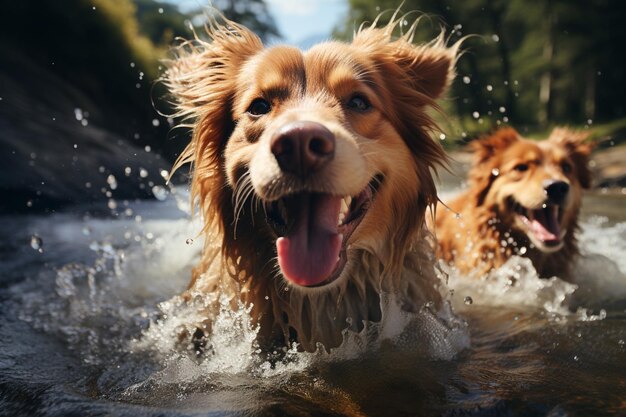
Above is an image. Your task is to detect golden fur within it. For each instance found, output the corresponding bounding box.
[436,127,593,281]
[165,14,460,352]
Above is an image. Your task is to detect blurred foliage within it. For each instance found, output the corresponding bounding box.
[0,0,278,160]
[210,0,280,40]
[337,0,626,143]
[135,0,192,49]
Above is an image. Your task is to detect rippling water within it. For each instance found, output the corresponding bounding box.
[1,190,625,416]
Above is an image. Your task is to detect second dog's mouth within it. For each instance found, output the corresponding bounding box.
[511,198,565,250]
[265,175,382,287]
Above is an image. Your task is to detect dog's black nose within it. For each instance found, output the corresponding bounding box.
[271,121,335,177]
[545,180,569,204]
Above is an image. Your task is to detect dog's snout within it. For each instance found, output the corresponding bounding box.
[271,121,335,177]
[545,180,569,204]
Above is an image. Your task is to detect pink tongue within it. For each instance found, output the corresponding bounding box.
[530,207,560,242]
[276,194,343,286]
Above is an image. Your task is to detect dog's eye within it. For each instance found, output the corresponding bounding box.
[514,163,529,172]
[561,161,572,174]
[347,94,371,112]
[247,98,271,116]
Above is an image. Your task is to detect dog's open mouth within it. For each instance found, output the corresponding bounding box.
[511,199,564,249]
[265,175,382,287]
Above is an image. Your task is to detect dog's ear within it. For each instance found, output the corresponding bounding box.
[470,127,520,166]
[548,127,594,189]
[468,128,520,205]
[165,19,263,256]
[352,18,458,103]
[351,17,460,209]
[165,19,263,183]
[165,20,262,126]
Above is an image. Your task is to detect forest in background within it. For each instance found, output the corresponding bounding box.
[1,0,624,213]
[336,0,626,142]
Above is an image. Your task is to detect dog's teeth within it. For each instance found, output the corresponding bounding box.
[342,196,352,212]
[338,212,345,226]
[340,197,350,215]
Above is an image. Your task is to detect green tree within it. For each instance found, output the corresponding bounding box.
[338,0,626,139]
[210,0,280,41]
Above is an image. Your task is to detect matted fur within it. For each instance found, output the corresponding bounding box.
[165,13,460,352]
[435,127,593,281]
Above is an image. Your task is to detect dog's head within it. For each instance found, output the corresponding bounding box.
[167,16,457,291]
[468,127,592,253]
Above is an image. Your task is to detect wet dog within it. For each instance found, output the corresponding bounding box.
[435,127,592,281]
[165,15,460,352]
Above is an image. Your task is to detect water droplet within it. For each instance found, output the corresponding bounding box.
[503,116,509,123]
[186,238,194,245]
[160,169,169,179]
[151,185,168,201]
[573,355,579,362]
[463,76,470,84]
[472,111,480,119]
[619,339,625,347]
[107,199,117,210]
[30,235,43,252]
[74,108,83,121]
[158,7,164,13]
[486,84,493,91]
[439,133,446,140]
[491,34,500,42]
[491,168,500,176]
[152,119,160,127]
[464,296,473,305]
[587,119,593,125]
[499,106,506,113]
[519,246,528,255]
[82,226,91,236]
[139,168,148,178]
[130,62,135,68]
[144,145,152,152]
[106,174,117,190]
[124,167,132,176]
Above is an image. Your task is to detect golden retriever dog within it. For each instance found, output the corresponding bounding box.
[435,127,592,281]
[165,15,460,352]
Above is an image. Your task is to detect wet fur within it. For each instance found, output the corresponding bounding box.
[435,127,592,281]
[166,15,459,352]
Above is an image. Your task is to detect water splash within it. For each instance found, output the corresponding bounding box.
[442,256,577,315]
[7,196,626,413]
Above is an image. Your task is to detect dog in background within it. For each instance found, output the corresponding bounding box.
[435,127,593,281]
[165,14,460,352]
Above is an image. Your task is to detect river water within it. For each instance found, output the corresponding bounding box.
[0,187,625,416]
